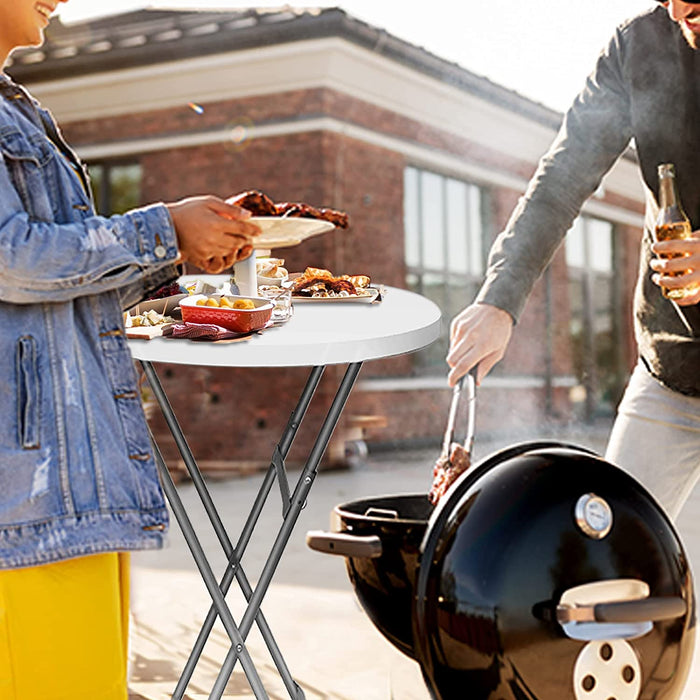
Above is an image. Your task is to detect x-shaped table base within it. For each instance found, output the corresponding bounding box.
[141,360,363,699]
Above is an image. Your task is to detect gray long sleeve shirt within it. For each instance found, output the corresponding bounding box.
[476,6,700,396]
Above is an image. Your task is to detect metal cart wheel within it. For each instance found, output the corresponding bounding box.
[344,438,369,468]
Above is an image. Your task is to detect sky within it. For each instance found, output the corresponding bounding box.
[56,1,656,113]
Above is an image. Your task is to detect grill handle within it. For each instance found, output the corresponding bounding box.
[557,596,687,625]
[306,530,383,559]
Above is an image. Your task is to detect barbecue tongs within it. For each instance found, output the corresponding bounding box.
[441,367,477,458]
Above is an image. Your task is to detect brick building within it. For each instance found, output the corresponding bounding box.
[9,7,645,470]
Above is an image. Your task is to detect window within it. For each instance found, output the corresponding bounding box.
[88,162,142,215]
[565,215,623,419]
[404,166,489,373]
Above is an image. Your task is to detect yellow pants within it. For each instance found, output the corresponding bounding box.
[0,552,130,700]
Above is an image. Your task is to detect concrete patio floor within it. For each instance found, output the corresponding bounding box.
[127,425,700,699]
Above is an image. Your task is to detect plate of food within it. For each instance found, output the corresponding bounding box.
[286,267,378,303]
[227,190,348,249]
[290,286,379,304]
[248,218,334,249]
[124,293,187,339]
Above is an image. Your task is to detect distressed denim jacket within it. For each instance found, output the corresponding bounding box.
[0,72,179,569]
[477,6,700,396]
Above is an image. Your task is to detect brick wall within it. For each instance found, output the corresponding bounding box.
[63,87,642,470]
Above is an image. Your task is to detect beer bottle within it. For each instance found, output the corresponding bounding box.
[655,162,697,300]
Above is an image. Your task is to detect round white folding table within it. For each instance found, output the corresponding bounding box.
[129,279,441,700]
[132,283,440,368]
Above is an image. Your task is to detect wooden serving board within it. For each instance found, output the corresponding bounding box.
[126,326,166,340]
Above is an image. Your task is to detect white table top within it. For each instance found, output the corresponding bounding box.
[128,279,442,368]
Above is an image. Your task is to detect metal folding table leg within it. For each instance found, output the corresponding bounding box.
[141,361,325,699]
[148,428,269,699]
[142,361,324,699]
[209,362,364,699]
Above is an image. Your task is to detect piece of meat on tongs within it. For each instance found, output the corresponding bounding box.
[429,370,477,505]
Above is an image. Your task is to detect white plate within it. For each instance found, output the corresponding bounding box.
[250,217,335,249]
[291,287,380,304]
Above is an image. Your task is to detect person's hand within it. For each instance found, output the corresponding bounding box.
[446,303,514,386]
[650,230,700,305]
[200,244,255,274]
[165,195,260,273]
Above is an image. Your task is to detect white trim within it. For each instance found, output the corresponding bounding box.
[29,39,550,157]
[583,197,645,228]
[356,375,580,392]
[26,37,645,207]
[24,38,559,171]
[74,115,644,228]
[75,115,531,190]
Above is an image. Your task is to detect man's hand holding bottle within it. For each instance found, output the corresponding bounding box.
[650,231,700,305]
[652,163,700,305]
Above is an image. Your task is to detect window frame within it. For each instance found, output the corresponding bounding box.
[404,165,491,375]
[87,159,143,216]
[565,214,624,419]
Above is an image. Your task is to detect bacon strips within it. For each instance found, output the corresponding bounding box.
[228,190,349,229]
[289,267,371,298]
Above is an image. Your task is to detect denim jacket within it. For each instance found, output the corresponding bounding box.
[0,73,179,569]
[477,5,700,397]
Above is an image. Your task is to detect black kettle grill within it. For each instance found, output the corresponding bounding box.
[308,437,696,699]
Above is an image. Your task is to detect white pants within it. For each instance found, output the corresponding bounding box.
[605,362,700,520]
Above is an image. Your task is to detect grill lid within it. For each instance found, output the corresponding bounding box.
[412,442,695,700]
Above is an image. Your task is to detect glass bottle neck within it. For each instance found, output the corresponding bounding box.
[659,174,679,209]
